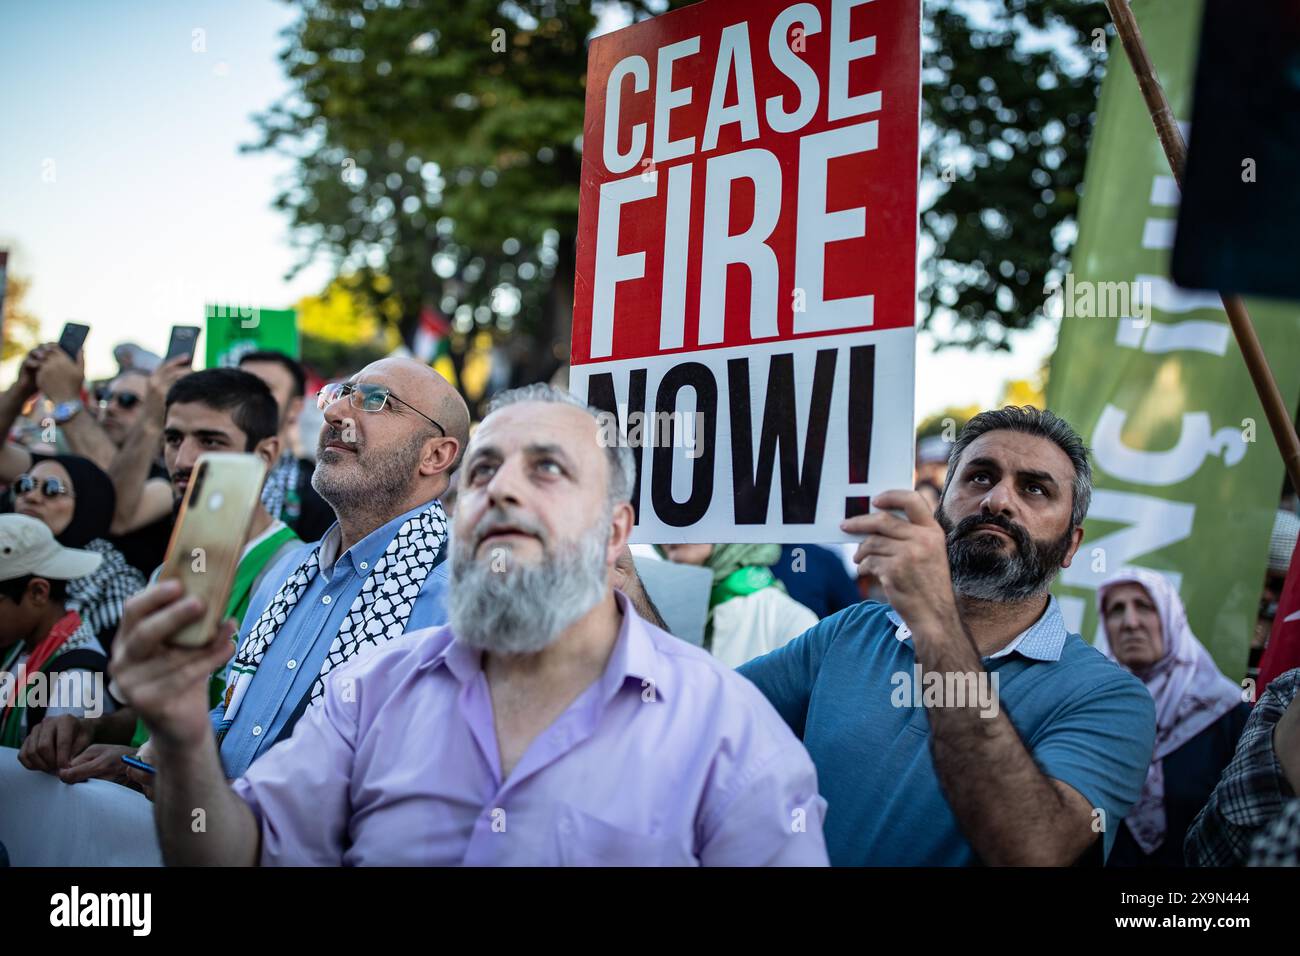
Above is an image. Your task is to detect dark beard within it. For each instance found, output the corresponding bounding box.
[938,508,1074,602]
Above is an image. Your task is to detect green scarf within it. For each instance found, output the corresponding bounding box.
[656,543,784,650]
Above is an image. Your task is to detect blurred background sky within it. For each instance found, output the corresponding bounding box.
[0,0,1057,417]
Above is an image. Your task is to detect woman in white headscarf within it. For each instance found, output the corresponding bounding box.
[1097,568,1251,866]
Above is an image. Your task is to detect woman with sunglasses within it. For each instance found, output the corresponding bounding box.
[9,455,145,654]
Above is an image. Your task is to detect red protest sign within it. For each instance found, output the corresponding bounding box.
[571,0,920,543]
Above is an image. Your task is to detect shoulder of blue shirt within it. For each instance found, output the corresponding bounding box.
[743,597,1157,705]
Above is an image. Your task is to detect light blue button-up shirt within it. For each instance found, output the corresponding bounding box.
[211,501,452,778]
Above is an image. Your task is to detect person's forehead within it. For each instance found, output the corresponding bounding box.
[471,402,600,459]
[31,459,70,482]
[242,360,293,390]
[110,372,148,393]
[960,430,1074,481]
[1103,581,1154,610]
[165,401,242,435]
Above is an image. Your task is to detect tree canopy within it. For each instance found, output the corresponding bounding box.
[247,0,1110,408]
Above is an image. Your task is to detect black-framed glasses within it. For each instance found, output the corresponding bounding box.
[99,391,142,411]
[14,474,74,498]
[317,382,445,435]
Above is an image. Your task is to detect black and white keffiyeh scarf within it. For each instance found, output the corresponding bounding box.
[66,539,146,645]
[219,500,448,732]
[260,452,298,523]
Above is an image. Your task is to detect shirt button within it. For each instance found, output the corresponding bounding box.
[252,725,263,737]
[359,562,368,570]
[287,659,297,670]
[322,595,332,605]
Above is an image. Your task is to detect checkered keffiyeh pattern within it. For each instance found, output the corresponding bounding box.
[66,538,146,642]
[218,500,448,736]
[1184,668,1300,865]
[260,452,298,523]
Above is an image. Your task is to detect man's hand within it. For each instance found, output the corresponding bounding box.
[1275,693,1300,794]
[110,579,236,754]
[12,346,50,401]
[33,344,86,404]
[142,355,194,421]
[124,739,158,801]
[17,714,95,773]
[841,489,956,629]
[58,743,137,786]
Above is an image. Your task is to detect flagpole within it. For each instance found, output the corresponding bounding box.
[1104,0,1300,491]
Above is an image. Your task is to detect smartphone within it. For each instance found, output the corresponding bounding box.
[57,322,91,360]
[164,325,200,364]
[121,754,156,775]
[157,453,267,647]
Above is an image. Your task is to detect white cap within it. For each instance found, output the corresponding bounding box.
[0,514,103,583]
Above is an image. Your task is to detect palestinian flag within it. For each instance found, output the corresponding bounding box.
[412,303,457,389]
[1258,525,1300,694]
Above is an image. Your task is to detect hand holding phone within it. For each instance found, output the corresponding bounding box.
[157,453,268,647]
[120,754,156,775]
[56,322,91,360]
[165,325,200,365]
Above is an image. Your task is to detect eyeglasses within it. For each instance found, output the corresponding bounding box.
[317,382,445,435]
[14,474,74,498]
[99,391,142,411]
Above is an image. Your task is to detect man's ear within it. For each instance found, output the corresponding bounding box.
[254,435,282,471]
[605,500,635,565]
[27,577,50,607]
[421,435,460,477]
[1060,525,1086,569]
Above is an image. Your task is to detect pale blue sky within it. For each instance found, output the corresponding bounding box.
[0,0,1056,416]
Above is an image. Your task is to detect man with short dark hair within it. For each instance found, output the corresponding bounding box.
[238,350,333,542]
[740,405,1156,866]
[19,368,302,783]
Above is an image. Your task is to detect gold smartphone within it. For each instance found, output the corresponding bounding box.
[158,452,267,647]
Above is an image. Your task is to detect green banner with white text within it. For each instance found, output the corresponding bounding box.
[204,304,299,369]
[1047,0,1300,681]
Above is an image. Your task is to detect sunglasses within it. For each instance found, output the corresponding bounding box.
[14,474,74,498]
[317,382,445,435]
[99,391,142,411]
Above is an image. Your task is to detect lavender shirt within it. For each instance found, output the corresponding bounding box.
[231,592,829,866]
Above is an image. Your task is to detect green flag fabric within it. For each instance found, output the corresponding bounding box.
[1047,0,1300,680]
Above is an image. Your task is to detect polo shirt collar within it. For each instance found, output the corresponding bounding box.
[885,595,1069,663]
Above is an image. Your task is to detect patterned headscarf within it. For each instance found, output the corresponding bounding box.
[1096,567,1242,854]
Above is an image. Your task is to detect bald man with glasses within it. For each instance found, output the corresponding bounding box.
[116,358,473,784]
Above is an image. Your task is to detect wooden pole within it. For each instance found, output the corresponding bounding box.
[1104,0,1300,491]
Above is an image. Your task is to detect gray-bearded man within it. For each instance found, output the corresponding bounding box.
[109,384,828,865]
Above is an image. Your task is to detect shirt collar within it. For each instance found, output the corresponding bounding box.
[886,595,1069,663]
[317,499,444,575]
[433,590,667,702]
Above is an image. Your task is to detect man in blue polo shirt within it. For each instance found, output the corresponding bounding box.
[739,407,1156,866]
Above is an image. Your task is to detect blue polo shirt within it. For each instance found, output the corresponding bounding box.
[738,597,1156,866]
[210,502,452,778]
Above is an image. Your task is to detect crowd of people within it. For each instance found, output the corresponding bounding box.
[0,339,1297,867]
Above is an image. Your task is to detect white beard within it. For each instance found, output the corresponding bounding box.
[448,517,610,655]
